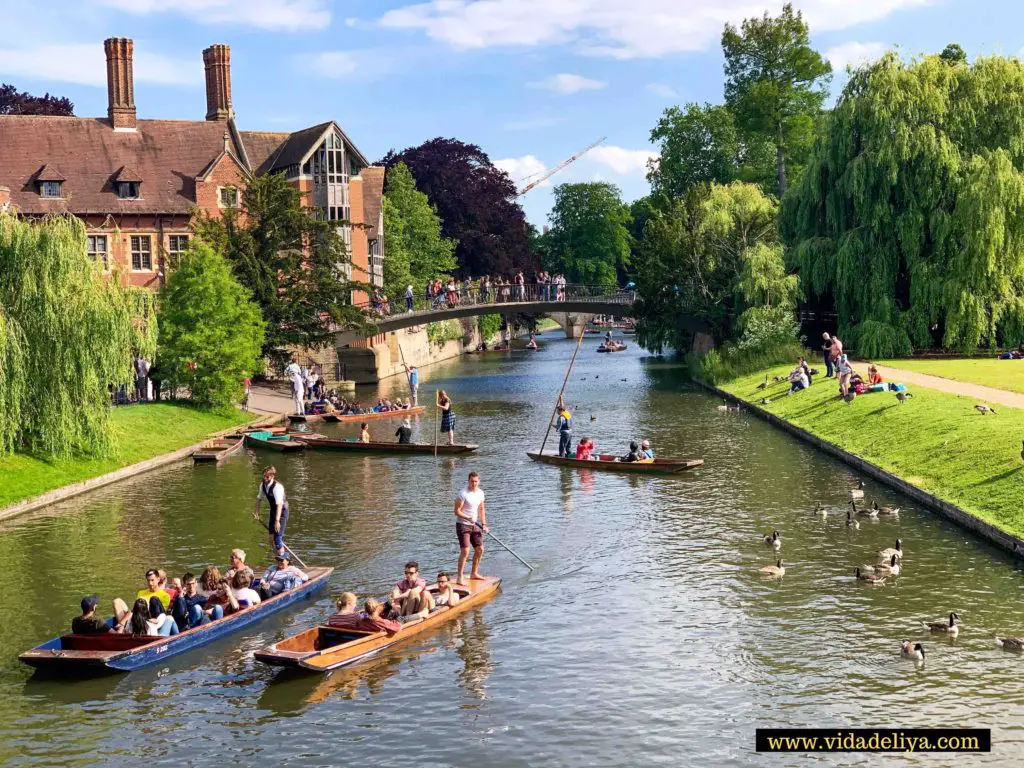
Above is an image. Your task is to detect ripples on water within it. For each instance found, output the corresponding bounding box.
[1,340,1024,766]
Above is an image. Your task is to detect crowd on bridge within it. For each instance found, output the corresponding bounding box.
[370,271,572,317]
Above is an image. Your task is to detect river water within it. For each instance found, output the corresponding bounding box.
[1,337,1023,766]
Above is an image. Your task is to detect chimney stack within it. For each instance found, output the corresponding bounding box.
[203,44,233,121]
[104,37,136,131]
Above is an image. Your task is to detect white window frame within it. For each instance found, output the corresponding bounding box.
[130,235,153,272]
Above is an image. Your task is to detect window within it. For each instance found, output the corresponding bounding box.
[87,235,108,269]
[131,235,152,271]
[167,235,189,267]
[219,186,239,208]
[40,181,62,198]
[117,181,140,199]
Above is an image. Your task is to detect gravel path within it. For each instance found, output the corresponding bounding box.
[851,362,1024,411]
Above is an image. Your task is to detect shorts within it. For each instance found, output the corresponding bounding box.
[456,522,483,549]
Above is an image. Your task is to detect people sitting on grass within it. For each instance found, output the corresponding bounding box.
[72,595,112,635]
[259,553,309,599]
[868,364,884,385]
[787,364,809,395]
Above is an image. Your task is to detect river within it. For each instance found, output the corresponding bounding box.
[1,337,1022,766]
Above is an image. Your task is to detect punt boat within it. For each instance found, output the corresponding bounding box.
[596,343,628,353]
[527,452,703,474]
[245,430,308,452]
[192,434,245,465]
[19,567,334,673]
[289,406,426,425]
[292,434,478,455]
[254,575,501,672]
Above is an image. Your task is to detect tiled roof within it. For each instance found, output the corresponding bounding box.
[239,131,290,175]
[361,166,385,240]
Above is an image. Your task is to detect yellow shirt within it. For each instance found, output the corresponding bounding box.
[137,588,171,610]
[360,429,370,443]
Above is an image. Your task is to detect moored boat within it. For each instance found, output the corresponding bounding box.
[293,434,478,455]
[526,452,702,474]
[254,575,501,672]
[323,406,426,424]
[192,434,244,465]
[19,567,333,673]
[245,430,307,452]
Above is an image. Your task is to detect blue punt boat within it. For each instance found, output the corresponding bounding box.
[19,566,333,673]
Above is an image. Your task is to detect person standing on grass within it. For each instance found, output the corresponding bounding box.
[454,471,488,585]
[134,356,150,402]
[821,333,834,378]
[254,465,289,557]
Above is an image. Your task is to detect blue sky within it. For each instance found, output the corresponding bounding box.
[3,0,1023,223]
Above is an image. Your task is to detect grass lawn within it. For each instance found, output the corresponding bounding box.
[0,403,254,509]
[720,368,1024,539]
[876,358,1024,395]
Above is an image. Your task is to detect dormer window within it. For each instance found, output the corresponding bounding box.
[35,164,66,198]
[40,181,63,198]
[219,186,239,208]
[118,181,140,199]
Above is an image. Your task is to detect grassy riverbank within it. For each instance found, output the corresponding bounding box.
[876,358,1024,394]
[0,404,253,509]
[719,367,1024,538]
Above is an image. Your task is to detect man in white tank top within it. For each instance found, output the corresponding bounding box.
[454,471,488,585]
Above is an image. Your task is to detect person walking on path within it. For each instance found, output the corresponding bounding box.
[405,285,414,312]
[821,333,834,378]
[438,390,456,445]
[406,364,419,406]
[254,466,290,558]
[284,359,303,416]
[555,398,573,457]
[454,471,488,586]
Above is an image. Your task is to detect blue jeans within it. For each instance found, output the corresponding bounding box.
[273,506,289,551]
[559,432,572,457]
[825,354,834,378]
[157,617,180,636]
[187,604,213,627]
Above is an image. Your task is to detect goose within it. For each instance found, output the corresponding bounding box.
[1020,440,1024,463]
[873,501,900,516]
[900,641,925,661]
[924,612,960,636]
[896,391,913,404]
[871,554,901,576]
[762,530,782,549]
[760,397,772,405]
[843,390,857,404]
[995,636,1024,652]
[759,559,785,577]
[716,405,728,412]
[975,404,997,415]
[878,538,903,561]
[851,480,866,500]
[814,503,827,518]
[846,511,860,529]
[853,500,877,518]
[756,374,769,391]
[855,567,886,585]
[590,415,597,421]
[772,375,785,383]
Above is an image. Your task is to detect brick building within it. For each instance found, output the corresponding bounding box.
[0,38,383,297]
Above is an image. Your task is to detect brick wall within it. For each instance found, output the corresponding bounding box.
[194,152,248,219]
[348,176,369,306]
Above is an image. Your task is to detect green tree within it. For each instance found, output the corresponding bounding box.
[782,52,1024,355]
[940,43,967,65]
[382,162,457,300]
[193,173,368,364]
[158,241,264,409]
[722,3,831,196]
[544,182,631,286]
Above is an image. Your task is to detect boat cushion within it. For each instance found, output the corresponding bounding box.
[61,633,156,651]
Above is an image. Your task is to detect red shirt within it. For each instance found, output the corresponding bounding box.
[396,577,425,593]
[576,440,594,460]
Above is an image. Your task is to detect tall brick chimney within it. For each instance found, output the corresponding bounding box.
[203,44,233,121]
[104,37,136,131]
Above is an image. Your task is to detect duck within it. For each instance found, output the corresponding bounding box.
[878,538,903,561]
[851,480,866,500]
[900,641,925,661]
[763,530,781,549]
[853,500,877,518]
[873,501,900,516]
[756,374,769,391]
[995,636,1024,652]
[846,511,860,529]
[975,403,997,415]
[924,612,960,636]
[759,559,785,577]
[855,567,886,585]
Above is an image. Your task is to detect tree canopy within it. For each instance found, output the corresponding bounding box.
[543,182,631,286]
[782,52,1024,355]
[382,162,457,300]
[0,83,74,115]
[379,138,533,277]
[722,3,831,196]
[158,241,264,409]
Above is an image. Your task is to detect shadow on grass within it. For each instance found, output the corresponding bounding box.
[967,466,1023,488]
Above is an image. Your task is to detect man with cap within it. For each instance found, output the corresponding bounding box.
[258,553,309,599]
[72,596,111,634]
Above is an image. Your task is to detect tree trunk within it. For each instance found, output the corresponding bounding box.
[776,141,786,197]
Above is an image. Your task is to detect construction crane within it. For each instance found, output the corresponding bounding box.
[517,136,606,196]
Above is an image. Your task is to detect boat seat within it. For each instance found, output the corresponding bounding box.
[316,628,373,649]
[61,633,156,651]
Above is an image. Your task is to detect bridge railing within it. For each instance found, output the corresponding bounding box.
[356,283,636,322]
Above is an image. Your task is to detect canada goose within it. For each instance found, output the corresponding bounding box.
[851,480,865,500]
[756,374,769,390]
[873,501,900,516]
[846,511,860,529]
[995,636,1024,652]
[900,641,925,660]
[1020,440,1024,463]
[843,391,857,404]
[760,559,785,577]
[924,612,960,635]
[761,530,781,549]
[590,415,597,421]
[975,404,997,415]
[814,503,826,518]
[854,500,878,518]
[855,567,886,585]
[878,538,903,561]
[896,391,913,404]
[760,397,772,405]
[872,554,901,576]
[772,375,785,383]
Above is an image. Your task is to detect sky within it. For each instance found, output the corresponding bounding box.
[2,0,1023,224]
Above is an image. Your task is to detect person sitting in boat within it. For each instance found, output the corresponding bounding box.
[640,440,655,460]
[395,418,412,444]
[128,598,154,636]
[360,423,371,443]
[359,598,403,635]
[172,573,210,629]
[390,561,428,619]
[147,596,179,636]
[575,437,595,460]
[137,569,172,612]
[259,553,309,599]
[198,567,221,598]
[72,595,112,635]
[431,572,460,608]
[225,549,255,583]
[327,592,360,628]
[620,441,642,463]
[203,578,239,620]
[231,571,263,609]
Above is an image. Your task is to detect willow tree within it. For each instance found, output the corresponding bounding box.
[0,214,141,456]
[782,52,1024,355]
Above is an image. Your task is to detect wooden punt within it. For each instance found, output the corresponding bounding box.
[596,344,628,353]
[292,434,478,455]
[254,575,501,672]
[19,567,333,673]
[192,434,245,465]
[527,452,703,474]
[245,431,307,452]
[323,406,426,424]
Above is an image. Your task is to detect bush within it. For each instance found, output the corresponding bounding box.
[736,305,801,351]
[692,341,808,384]
[426,319,463,347]
[478,314,502,342]
[845,320,913,359]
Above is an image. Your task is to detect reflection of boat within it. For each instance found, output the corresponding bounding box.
[245,431,307,452]
[19,567,333,673]
[192,434,244,465]
[292,434,479,455]
[254,575,501,672]
[291,407,426,425]
[526,452,703,474]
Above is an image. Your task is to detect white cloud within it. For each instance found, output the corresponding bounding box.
[645,82,677,98]
[0,43,200,86]
[528,73,606,94]
[96,0,330,31]
[590,145,658,175]
[826,41,887,71]
[381,0,932,59]
[309,51,359,78]
[494,155,549,187]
